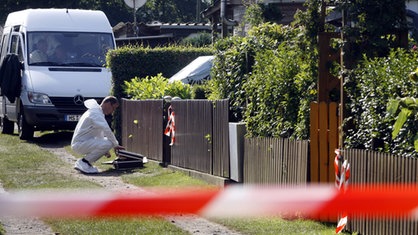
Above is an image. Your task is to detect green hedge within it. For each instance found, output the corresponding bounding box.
[106,46,214,142]
[209,23,317,139]
[244,45,314,139]
[345,48,418,157]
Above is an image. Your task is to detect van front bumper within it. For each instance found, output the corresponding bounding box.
[22,105,86,131]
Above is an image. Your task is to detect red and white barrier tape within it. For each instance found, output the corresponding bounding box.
[334,149,351,190]
[2,184,418,219]
[164,105,176,146]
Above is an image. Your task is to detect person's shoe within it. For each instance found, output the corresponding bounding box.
[74,159,98,174]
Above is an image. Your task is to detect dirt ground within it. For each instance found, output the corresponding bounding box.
[0,136,241,235]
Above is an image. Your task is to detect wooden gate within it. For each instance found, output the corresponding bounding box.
[309,101,339,183]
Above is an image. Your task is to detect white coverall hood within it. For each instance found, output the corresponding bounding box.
[84,99,101,109]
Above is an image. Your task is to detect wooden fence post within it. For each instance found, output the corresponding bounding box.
[310,102,319,182]
[309,101,339,183]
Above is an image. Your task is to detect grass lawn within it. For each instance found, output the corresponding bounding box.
[214,217,344,235]
[45,216,188,235]
[0,132,350,234]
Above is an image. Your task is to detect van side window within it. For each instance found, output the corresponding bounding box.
[10,34,24,62]
[0,34,10,63]
[17,42,24,62]
[10,35,19,54]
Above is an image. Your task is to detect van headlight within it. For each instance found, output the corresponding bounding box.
[28,92,52,105]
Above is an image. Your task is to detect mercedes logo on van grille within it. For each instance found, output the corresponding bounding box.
[74,95,84,105]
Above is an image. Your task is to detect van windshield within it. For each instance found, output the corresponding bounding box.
[27,32,114,67]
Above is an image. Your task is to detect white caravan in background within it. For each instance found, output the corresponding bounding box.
[0,9,115,139]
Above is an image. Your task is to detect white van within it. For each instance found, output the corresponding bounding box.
[0,9,115,139]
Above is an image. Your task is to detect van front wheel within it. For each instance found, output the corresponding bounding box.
[18,113,34,140]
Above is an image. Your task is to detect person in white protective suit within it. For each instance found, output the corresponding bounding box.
[72,96,124,174]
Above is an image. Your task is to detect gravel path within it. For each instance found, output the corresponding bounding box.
[0,136,241,235]
[0,182,55,235]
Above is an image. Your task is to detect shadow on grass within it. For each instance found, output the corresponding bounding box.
[96,166,145,176]
[71,166,146,178]
[30,131,73,148]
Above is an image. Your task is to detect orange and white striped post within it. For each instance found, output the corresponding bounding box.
[334,149,350,233]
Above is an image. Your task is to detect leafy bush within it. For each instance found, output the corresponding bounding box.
[244,45,313,139]
[209,36,251,121]
[209,23,301,121]
[341,0,408,64]
[345,48,418,157]
[387,97,418,152]
[191,83,210,99]
[209,23,316,139]
[180,32,212,47]
[124,73,191,100]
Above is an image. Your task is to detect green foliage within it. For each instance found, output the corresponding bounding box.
[122,162,210,187]
[191,83,209,99]
[165,80,192,99]
[209,36,251,121]
[48,217,189,235]
[215,217,347,235]
[124,74,167,100]
[293,0,321,48]
[180,32,212,47]
[260,3,283,24]
[124,73,191,100]
[387,97,418,151]
[345,48,418,157]
[109,45,212,99]
[241,3,265,28]
[244,44,314,139]
[108,46,213,98]
[138,0,210,23]
[209,23,316,139]
[240,2,284,27]
[340,0,408,65]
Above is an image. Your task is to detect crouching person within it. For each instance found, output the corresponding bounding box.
[71,96,124,174]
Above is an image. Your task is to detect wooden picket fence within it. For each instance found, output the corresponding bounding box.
[243,137,309,184]
[121,99,230,177]
[121,99,164,162]
[169,99,230,177]
[344,149,418,235]
[309,101,339,183]
[121,99,418,234]
[121,99,332,184]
